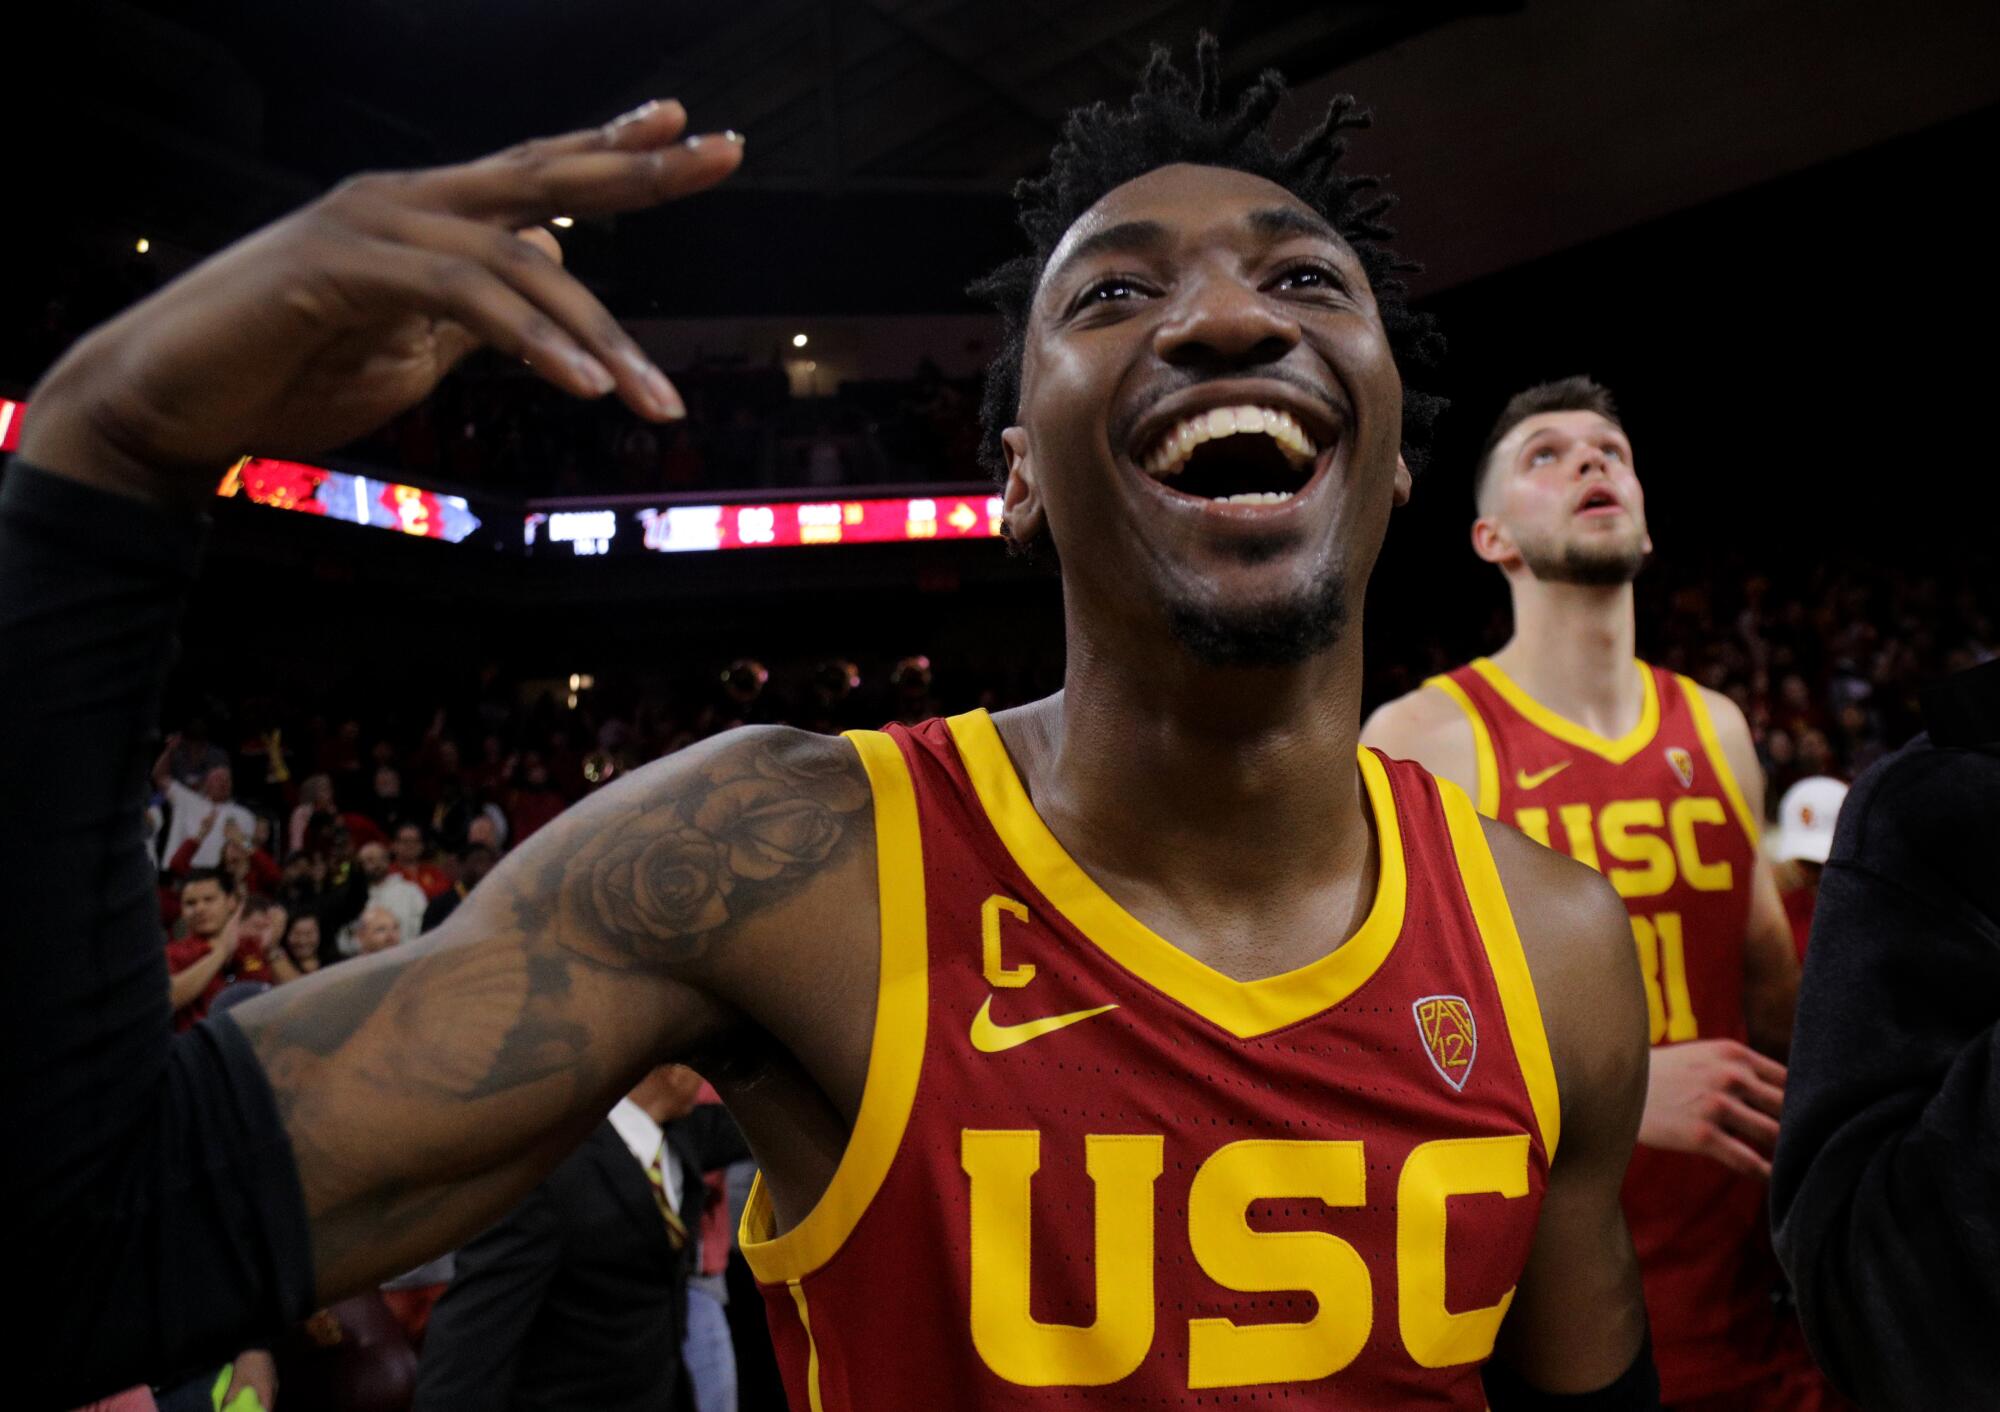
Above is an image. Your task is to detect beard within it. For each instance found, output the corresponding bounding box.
[1165,559,1350,669]
[1519,531,1646,587]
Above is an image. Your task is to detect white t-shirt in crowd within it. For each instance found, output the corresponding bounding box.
[159,779,257,870]
[334,872,430,956]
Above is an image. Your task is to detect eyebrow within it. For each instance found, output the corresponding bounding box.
[1247,206,1348,248]
[1044,218,1170,292]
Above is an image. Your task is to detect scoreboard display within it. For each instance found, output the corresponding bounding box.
[3,397,1004,558]
[522,491,1006,557]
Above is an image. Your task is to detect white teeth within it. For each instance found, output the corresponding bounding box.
[1140,404,1320,479]
[1216,491,1293,505]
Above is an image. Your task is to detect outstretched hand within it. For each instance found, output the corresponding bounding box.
[20,99,741,506]
[1638,1037,1787,1178]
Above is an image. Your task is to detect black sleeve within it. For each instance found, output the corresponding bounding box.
[411,1184,562,1410]
[0,460,316,1408]
[1770,736,2000,1409]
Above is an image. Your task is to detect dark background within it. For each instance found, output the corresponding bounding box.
[4,0,1996,716]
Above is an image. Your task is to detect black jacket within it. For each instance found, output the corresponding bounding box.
[1771,660,2000,1409]
[414,1109,747,1412]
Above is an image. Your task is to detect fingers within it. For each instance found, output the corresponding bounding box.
[516,226,564,266]
[1717,1095,1782,1154]
[1744,1048,1789,1086]
[1706,1130,1773,1179]
[1735,1070,1786,1120]
[357,237,618,401]
[416,106,743,225]
[379,210,681,418]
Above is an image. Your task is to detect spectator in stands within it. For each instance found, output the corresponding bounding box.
[239,895,288,969]
[505,755,567,843]
[333,841,427,959]
[391,822,452,899]
[366,763,412,833]
[289,772,337,855]
[153,744,256,870]
[354,904,404,956]
[271,913,323,985]
[1769,776,1849,961]
[161,715,230,789]
[165,869,265,1031]
[422,842,497,935]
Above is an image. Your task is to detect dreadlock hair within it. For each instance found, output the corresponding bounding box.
[968,34,1446,494]
[1472,375,1623,510]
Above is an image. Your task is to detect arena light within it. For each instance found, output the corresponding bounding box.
[791,332,808,348]
[550,216,575,229]
[135,237,150,254]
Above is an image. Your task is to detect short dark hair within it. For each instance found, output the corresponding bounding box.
[181,866,236,896]
[241,894,280,918]
[1473,375,1623,509]
[970,35,1445,489]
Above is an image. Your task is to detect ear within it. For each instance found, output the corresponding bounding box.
[1470,512,1515,567]
[1000,427,1045,544]
[1392,453,1413,507]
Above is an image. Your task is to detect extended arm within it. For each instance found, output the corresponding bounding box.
[1484,825,1657,1406]
[234,723,873,1297]
[1,101,786,1407]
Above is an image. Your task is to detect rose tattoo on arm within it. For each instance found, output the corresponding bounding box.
[538,729,872,970]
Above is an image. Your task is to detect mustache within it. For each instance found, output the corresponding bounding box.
[1110,368,1347,454]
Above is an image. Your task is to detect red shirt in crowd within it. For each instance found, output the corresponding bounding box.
[164,937,270,1031]
[395,861,454,899]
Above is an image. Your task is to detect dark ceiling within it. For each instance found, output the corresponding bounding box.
[13,0,2000,318]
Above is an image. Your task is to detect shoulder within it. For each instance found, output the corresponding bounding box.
[509,724,880,977]
[163,936,208,971]
[1833,735,2000,893]
[1363,682,1480,792]
[1479,815,1648,1119]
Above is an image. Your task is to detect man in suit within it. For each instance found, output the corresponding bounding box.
[413,1066,748,1411]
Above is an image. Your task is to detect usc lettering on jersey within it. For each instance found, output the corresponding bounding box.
[740,711,1562,1409]
[1429,658,1793,1402]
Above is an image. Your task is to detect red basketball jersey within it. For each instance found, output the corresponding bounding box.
[741,711,1563,1408]
[1431,657,1793,1400]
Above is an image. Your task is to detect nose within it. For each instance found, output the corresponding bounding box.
[1152,271,1300,372]
[1572,446,1608,478]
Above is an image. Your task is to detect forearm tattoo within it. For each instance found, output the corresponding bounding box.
[230,729,870,1291]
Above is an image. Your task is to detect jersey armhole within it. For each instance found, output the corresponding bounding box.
[1677,676,1762,851]
[1421,675,1500,818]
[738,728,929,1284]
[1437,779,1562,1164]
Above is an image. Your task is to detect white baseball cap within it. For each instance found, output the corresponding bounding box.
[1772,775,1848,864]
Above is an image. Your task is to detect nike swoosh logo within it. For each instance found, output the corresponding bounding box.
[1516,761,1573,790]
[969,996,1119,1054]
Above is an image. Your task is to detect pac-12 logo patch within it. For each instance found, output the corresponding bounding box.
[1666,746,1696,789]
[1413,994,1478,1092]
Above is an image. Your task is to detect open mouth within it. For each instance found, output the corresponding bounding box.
[1137,404,1319,505]
[1575,485,1621,515]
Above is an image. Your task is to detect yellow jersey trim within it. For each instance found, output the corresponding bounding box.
[1421,674,1500,817]
[1678,676,1761,850]
[786,1281,827,1412]
[738,729,929,1284]
[945,709,1408,1040]
[1469,657,1660,765]
[1439,781,1562,1161]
